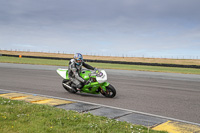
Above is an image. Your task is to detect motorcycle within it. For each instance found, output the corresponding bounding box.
[57,68,116,98]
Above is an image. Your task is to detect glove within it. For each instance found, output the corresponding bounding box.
[94,68,100,73]
[94,67,98,72]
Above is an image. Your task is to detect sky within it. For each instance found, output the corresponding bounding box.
[0,0,200,58]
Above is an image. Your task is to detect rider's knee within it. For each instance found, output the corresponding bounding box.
[77,83,82,88]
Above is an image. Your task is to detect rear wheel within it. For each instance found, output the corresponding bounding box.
[101,84,116,98]
[62,79,77,93]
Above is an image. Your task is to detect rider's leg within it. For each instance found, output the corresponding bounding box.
[70,78,83,90]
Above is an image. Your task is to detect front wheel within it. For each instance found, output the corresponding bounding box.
[101,84,116,98]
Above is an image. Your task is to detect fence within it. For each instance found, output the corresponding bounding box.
[0,49,199,59]
[1,54,200,69]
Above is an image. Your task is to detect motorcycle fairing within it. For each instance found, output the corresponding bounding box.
[96,70,107,83]
[57,68,69,80]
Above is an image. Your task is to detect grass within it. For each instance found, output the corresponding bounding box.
[1,56,200,74]
[0,97,167,133]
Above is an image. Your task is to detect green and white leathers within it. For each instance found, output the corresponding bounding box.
[57,68,116,98]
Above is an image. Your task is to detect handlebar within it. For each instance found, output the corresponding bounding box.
[87,69,103,77]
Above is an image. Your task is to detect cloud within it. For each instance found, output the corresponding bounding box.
[0,0,200,57]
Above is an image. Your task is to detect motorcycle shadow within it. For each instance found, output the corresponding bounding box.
[75,92,105,98]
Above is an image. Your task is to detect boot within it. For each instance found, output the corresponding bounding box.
[71,83,81,91]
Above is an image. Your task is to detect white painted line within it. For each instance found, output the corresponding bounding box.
[0,88,200,126]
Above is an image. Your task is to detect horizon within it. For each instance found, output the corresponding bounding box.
[1,49,199,60]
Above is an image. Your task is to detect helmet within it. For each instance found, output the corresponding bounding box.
[73,53,83,65]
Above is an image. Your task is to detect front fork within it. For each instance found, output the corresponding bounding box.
[99,82,110,93]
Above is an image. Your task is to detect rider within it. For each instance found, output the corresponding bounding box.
[68,53,95,90]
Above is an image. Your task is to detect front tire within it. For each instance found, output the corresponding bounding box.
[101,84,116,98]
[62,79,77,93]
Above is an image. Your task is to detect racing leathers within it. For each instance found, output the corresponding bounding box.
[68,59,95,89]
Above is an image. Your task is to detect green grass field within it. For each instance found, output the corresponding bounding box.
[0,97,167,133]
[1,56,200,74]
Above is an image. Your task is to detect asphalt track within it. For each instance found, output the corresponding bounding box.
[0,63,200,124]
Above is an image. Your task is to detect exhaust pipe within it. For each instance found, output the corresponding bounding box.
[62,83,73,90]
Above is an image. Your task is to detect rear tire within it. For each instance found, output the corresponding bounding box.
[101,84,116,98]
[62,79,77,93]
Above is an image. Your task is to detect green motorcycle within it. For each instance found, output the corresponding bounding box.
[57,68,116,98]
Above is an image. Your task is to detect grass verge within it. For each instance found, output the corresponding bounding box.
[0,97,167,133]
[1,56,200,74]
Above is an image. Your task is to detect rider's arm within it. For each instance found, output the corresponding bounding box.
[82,62,95,70]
